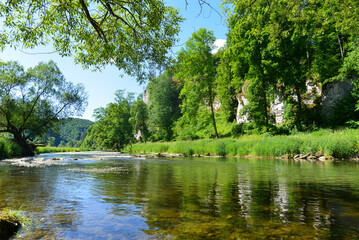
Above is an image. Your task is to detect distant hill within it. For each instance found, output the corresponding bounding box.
[46,118,94,147]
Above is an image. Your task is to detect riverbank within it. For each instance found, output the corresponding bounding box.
[35,147,93,154]
[0,208,29,239]
[126,128,359,160]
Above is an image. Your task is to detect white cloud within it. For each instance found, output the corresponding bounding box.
[212,39,226,54]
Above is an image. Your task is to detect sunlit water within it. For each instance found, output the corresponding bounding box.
[1,152,359,239]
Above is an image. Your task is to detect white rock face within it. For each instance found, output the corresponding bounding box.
[304,80,322,105]
[142,89,149,104]
[270,96,285,125]
[236,95,249,123]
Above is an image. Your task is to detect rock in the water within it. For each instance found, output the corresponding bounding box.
[294,153,310,159]
[0,219,21,240]
[307,155,317,160]
[315,151,324,158]
[156,153,165,158]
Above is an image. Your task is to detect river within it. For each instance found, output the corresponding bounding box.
[0,152,358,239]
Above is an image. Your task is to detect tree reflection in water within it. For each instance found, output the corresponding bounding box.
[93,157,359,239]
[0,154,358,239]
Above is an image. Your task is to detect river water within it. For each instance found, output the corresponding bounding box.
[0,152,359,239]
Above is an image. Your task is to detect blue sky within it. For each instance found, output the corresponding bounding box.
[1,1,228,121]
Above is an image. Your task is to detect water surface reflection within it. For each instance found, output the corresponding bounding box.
[0,153,358,239]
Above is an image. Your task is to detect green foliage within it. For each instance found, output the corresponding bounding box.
[326,93,359,126]
[47,137,56,147]
[215,142,227,157]
[216,48,241,122]
[130,97,149,141]
[0,1,183,81]
[0,138,22,159]
[81,90,135,150]
[147,71,181,141]
[221,0,359,128]
[175,28,219,138]
[50,118,94,147]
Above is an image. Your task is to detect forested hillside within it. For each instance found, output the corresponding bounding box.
[45,118,93,147]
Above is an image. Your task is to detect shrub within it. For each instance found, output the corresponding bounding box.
[182,147,194,157]
[0,138,22,159]
[215,142,227,156]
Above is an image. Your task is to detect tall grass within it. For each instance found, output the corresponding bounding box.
[127,128,359,159]
[0,139,22,159]
[35,146,93,154]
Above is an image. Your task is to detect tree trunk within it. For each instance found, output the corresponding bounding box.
[13,133,36,156]
[208,88,219,139]
[263,89,269,126]
[295,84,303,130]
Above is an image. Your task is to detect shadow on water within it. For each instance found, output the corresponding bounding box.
[0,153,359,239]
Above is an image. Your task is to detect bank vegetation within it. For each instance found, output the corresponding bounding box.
[126,129,359,160]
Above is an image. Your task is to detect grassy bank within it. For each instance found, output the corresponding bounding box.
[126,129,359,159]
[0,208,30,238]
[35,146,93,154]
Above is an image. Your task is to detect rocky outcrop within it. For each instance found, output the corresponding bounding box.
[270,96,286,124]
[236,94,249,123]
[236,80,352,125]
[142,89,149,104]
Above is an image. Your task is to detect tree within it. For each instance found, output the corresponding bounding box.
[130,96,149,142]
[175,28,219,138]
[83,90,134,150]
[147,71,181,141]
[47,137,55,147]
[0,1,183,81]
[0,60,87,155]
[216,47,240,122]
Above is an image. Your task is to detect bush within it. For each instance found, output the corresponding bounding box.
[215,142,227,156]
[0,138,22,159]
[182,147,194,157]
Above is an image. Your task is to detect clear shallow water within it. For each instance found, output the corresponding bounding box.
[0,152,359,239]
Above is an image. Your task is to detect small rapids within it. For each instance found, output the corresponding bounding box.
[2,157,71,167]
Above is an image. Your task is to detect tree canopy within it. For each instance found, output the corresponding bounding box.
[0,0,183,81]
[175,28,219,138]
[82,90,134,150]
[0,60,87,155]
[147,71,181,141]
